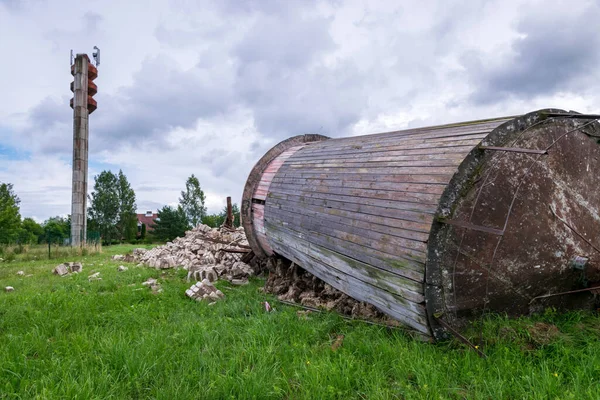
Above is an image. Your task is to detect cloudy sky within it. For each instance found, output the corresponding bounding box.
[1,0,599,222]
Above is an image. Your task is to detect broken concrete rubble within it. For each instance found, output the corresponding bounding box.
[117,265,128,272]
[53,262,83,276]
[132,248,147,257]
[70,262,83,273]
[185,278,224,302]
[188,266,217,283]
[142,278,162,294]
[129,225,257,286]
[88,272,101,281]
[53,264,69,276]
[142,278,157,286]
[112,254,135,263]
[113,224,390,324]
[263,257,385,321]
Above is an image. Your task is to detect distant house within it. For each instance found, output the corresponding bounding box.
[137,211,159,234]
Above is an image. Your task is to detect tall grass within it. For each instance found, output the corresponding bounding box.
[1,245,600,399]
[0,243,102,263]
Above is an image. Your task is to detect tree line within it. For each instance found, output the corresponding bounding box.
[0,182,71,245]
[151,174,241,242]
[0,173,240,246]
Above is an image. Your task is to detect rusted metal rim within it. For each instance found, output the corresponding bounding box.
[424,108,569,340]
[241,134,329,258]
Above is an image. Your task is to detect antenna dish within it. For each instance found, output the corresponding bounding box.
[92,46,100,67]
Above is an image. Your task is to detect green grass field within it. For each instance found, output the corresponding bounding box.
[1,245,600,399]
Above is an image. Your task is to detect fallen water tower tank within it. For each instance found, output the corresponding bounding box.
[241,109,600,340]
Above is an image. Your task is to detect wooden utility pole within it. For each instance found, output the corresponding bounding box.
[224,196,234,229]
[69,53,98,246]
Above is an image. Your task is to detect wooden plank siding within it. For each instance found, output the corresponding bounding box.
[251,145,306,255]
[266,225,430,333]
[260,117,511,336]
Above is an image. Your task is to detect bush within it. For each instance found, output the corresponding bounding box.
[12,244,26,255]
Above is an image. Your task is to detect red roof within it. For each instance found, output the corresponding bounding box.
[137,213,158,230]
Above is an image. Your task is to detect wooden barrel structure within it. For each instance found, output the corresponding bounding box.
[241,109,600,340]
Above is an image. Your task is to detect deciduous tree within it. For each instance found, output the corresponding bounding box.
[88,171,119,244]
[116,170,137,242]
[153,205,189,241]
[179,175,206,227]
[201,213,224,228]
[19,217,43,244]
[0,182,21,244]
[42,216,70,244]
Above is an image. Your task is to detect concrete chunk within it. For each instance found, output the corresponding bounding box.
[53,264,69,276]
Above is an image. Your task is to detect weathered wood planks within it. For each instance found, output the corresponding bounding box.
[267,226,429,333]
[267,190,439,215]
[247,117,513,337]
[264,218,425,282]
[252,145,305,201]
[270,177,448,195]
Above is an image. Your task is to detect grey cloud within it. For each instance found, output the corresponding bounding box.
[235,61,367,139]
[16,0,367,157]
[96,57,233,146]
[28,96,68,131]
[0,0,22,10]
[45,9,104,54]
[24,96,72,154]
[19,61,232,155]
[235,14,334,67]
[12,0,451,158]
[465,3,600,103]
[214,0,318,16]
[20,55,235,155]
[233,12,367,139]
[26,0,581,160]
[154,22,229,49]
[83,12,102,33]
[135,200,166,212]
[136,185,178,192]
[154,26,203,48]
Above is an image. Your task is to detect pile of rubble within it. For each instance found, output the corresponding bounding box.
[129,224,256,285]
[114,224,392,321]
[263,257,389,321]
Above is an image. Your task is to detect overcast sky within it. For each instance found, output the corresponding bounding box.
[1,0,599,222]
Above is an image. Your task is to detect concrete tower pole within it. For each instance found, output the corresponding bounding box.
[70,54,90,246]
